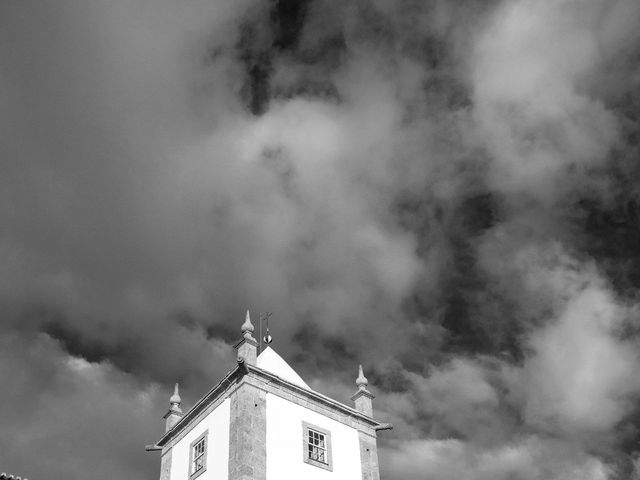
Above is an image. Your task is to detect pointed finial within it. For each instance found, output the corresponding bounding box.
[356,364,369,391]
[352,364,374,416]
[241,310,255,340]
[169,383,182,413]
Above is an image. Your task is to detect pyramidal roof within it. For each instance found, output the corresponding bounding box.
[257,346,310,390]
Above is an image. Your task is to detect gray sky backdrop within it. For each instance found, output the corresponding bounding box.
[2,0,640,479]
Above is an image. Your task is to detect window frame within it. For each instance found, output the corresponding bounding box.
[189,430,208,480]
[302,421,333,471]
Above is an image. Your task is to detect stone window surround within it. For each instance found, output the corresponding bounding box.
[302,421,333,472]
[189,430,208,480]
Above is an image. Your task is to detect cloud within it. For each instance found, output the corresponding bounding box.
[375,246,640,478]
[382,437,612,480]
[0,331,161,480]
[1,0,640,478]
[373,357,510,444]
[510,247,640,440]
[472,0,623,204]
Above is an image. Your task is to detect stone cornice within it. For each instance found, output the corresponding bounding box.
[156,366,242,447]
[155,361,382,448]
[245,364,382,429]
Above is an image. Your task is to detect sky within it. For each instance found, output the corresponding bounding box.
[1,0,640,479]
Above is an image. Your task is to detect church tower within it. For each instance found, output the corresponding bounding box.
[146,311,392,480]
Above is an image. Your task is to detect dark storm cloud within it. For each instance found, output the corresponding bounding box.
[2,0,640,479]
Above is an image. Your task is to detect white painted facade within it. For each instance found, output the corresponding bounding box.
[265,393,363,480]
[169,398,231,480]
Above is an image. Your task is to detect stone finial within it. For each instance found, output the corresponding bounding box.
[351,364,375,417]
[163,382,184,432]
[235,309,258,365]
[356,364,369,391]
[241,310,256,341]
[169,383,182,413]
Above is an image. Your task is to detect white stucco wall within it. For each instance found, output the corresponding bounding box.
[266,393,362,480]
[169,398,230,480]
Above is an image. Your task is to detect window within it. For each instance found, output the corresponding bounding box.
[192,438,205,473]
[189,431,208,479]
[302,422,332,471]
[308,429,327,463]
